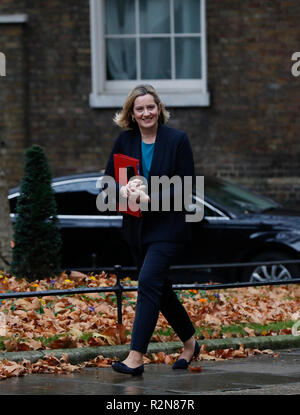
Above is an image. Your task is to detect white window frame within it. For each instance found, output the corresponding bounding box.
[89,0,210,108]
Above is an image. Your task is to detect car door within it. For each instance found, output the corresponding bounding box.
[53,178,131,269]
[183,202,262,283]
[170,200,231,283]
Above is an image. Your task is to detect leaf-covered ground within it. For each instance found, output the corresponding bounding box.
[0,270,299,351]
[0,270,299,380]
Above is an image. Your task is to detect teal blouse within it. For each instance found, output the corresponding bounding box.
[141,141,155,182]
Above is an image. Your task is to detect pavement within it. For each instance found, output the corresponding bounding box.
[0,335,300,396]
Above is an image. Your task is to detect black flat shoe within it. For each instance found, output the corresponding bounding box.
[172,341,200,370]
[112,361,144,376]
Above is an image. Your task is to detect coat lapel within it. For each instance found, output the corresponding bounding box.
[127,128,143,177]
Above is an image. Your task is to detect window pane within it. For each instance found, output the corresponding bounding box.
[174,0,200,33]
[139,0,170,34]
[105,0,135,35]
[175,37,201,79]
[55,192,100,215]
[106,39,136,80]
[141,38,171,79]
[54,181,105,215]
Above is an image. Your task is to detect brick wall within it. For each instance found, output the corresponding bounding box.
[0,19,27,188]
[204,0,300,207]
[1,0,300,207]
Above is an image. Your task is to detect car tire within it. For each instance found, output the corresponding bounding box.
[241,251,299,283]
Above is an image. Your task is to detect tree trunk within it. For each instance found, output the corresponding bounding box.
[0,148,13,271]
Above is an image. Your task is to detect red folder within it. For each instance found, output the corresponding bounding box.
[113,153,142,217]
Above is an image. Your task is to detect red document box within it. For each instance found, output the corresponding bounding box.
[113,153,142,217]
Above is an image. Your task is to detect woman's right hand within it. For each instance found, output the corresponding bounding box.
[128,178,144,190]
[120,180,150,203]
[120,179,145,198]
[120,184,130,199]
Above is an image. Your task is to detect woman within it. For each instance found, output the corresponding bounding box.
[104,84,199,375]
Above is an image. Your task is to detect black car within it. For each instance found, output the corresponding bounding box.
[8,172,300,283]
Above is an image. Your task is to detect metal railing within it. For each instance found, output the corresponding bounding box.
[1,259,300,325]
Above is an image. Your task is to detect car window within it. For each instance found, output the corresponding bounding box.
[9,197,17,214]
[204,204,222,218]
[9,178,121,216]
[204,178,280,215]
[54,179,117,215]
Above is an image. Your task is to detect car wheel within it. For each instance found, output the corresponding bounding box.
[242,251,299,283]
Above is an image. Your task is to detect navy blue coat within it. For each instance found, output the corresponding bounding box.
[104,123,195,248]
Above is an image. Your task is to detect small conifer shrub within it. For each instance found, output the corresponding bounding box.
[11,145,62,281]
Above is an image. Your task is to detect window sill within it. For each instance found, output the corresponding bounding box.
[0,14,28,24]
[89,91,210,108]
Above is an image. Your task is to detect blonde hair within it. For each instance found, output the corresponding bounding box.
[113,84,170,130]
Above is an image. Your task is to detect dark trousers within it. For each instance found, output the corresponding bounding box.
[130,242,195,354]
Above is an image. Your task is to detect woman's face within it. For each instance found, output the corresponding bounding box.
[132,94,160,133]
